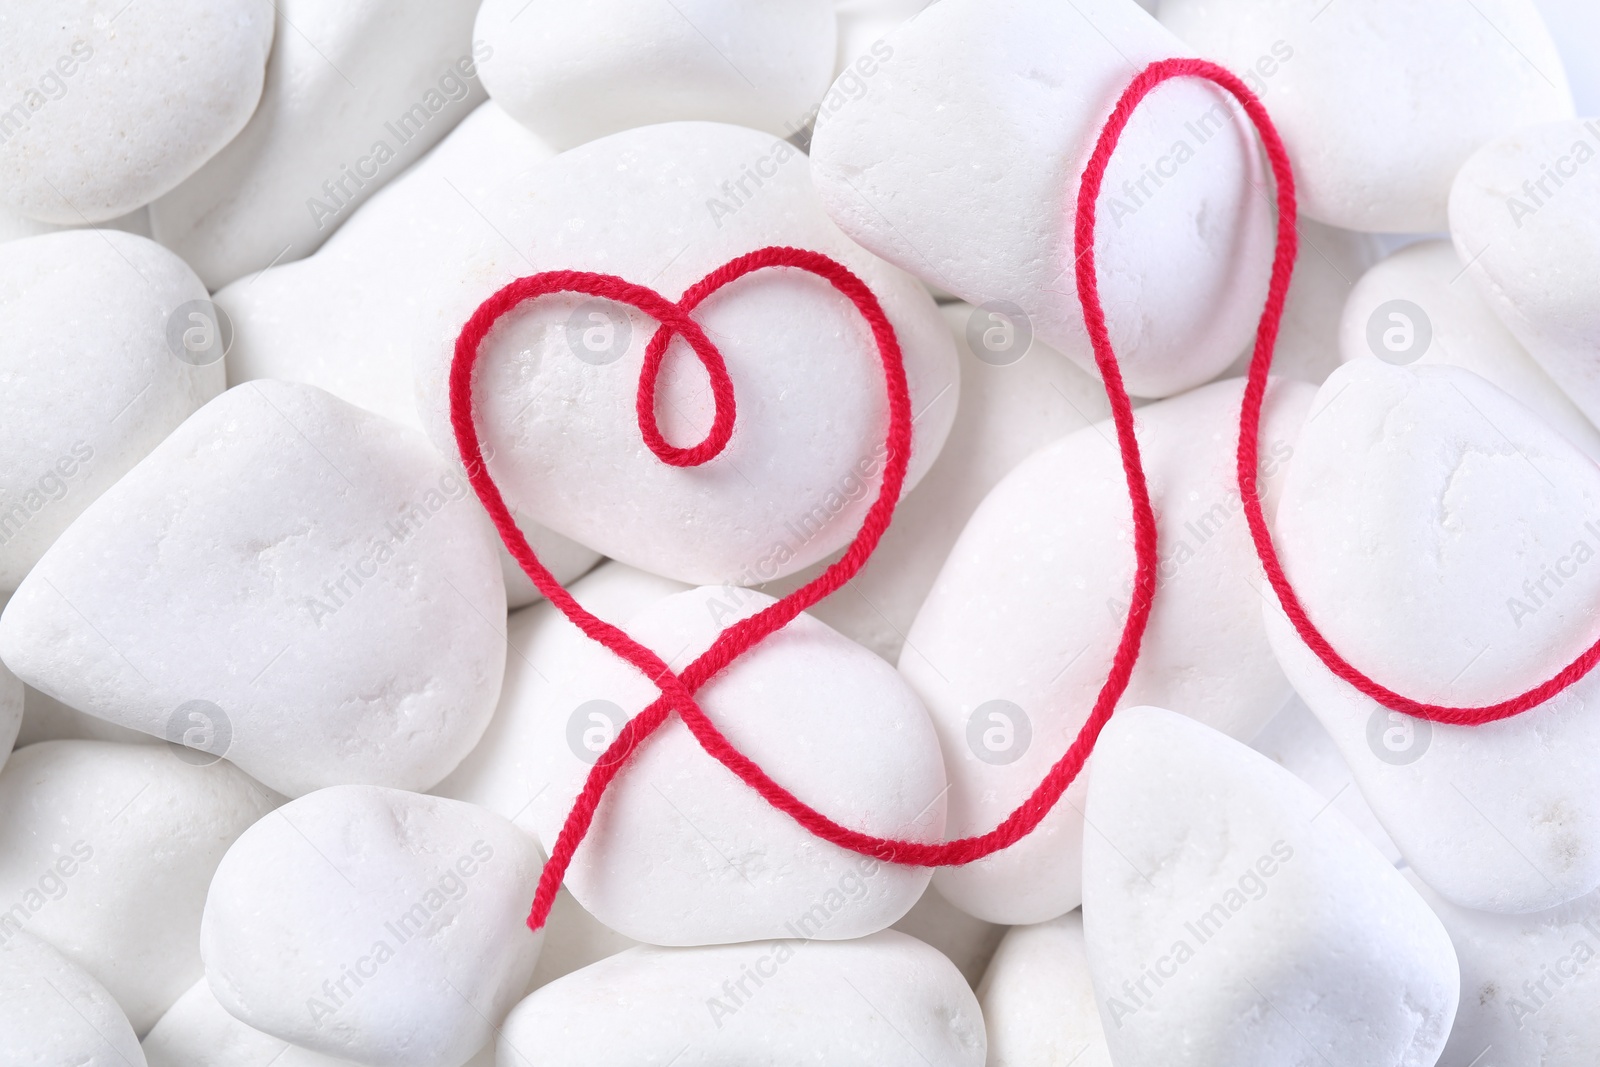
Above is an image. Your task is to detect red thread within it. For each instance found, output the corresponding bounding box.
[451,56,1322,933]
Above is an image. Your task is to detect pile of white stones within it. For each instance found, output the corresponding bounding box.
[1,0,1598,1064]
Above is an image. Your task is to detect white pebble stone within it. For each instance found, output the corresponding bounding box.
[887,883,1005,989]
[0,381,507,798]
[901,376,1310,925]
[523,887,640,995]
[977,912,1111,1067]
[0,230,224,592]
[1450,118,1600,428]
[1082,706,1459,1067]
[405,120,957,588]
[809,0,1275,398]
[475,0,837,151]
[434,561,690,837]
[0,740,281,1033]
[1,930,146,1066]
[529,586,945,945]
[762,300,1115,662]
[144,979,362,1067]
[1159,0,1573,232]
[202,786,543,1067]
[1265,358,1600,912]
[1410,873,1600,1067]
[151,0,488,289]
[0,1,274,223]
[497,930,985,1066]
[1339,238,1600,461]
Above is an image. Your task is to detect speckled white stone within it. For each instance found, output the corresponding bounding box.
[1266,358,1600,913]
[0,382,507,797]
[1083,706,1459,1067]
[1160,0,1573,232]
[0,740,281,1033]
[0,229,224,591]
[809,0,1275,398]
[151,0,486,289]
[476,0,836,151]
[202,786,543,1067]
[901,377,1310,925]
[403,120,957,587]
[978,912,1112,1067]
[763,300,1116,662]
[144,979,362,1067]
[1411,873,1600,1067]
[1339,239,1600,461]
[497,931,985,1066]
[1450,119,1600,429]
[1,930,146,1067]
[527,585,945,945]
[0,1,274,223]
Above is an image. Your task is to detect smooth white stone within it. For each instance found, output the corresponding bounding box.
[404,121,957,587]
[523,887,640,994]
[1450,118,1600,428]
[213,103,597,608]
[978,912,1112,1067]
[1159,0,1573,232]
[151,0,486,289]
[0,204,150,246]
[475,0,836,151]
[1,930,146,1066]
[888,882,1006,989]
[433,561,690,837]
[1339,238,1600,460]
[1221,218,1383,385]
[202,786,543,1067]
[528,585,945,945]
[809,0,1275,398]
[0,740,281,1033]
[1248,695,1401,865]
[901,376,1310,925]
[0,230,224,591]
[497,931,985,1066]
[14,681,157,748]
[144,979,361,1067]
[763,300,1115,662]
[1411,873,1600,1067]
[0,382,507,797]
[1082,706,1459,1067]
[1265,358,1600,912]
[0,2,274,223]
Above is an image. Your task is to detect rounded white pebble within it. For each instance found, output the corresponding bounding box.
[978,912,1112,1067]
[202,786,544,1067]
[0,230,224,591]
[809,0,1275,398]
[0,381,507,797]
[1,930,146,1067]
[902,377,1310,925]
[1450,118,1600,428]
[0,1,274,223]
[144,978,362,1067]
[527,586,945,945]
[475,0,837,151]
[1082,706,1459,1067]
[150,0,488,289]
[1160,0,1573,232]
[497,930,985,1066]
[1266,358,1600,912]
[0,740,281,1032]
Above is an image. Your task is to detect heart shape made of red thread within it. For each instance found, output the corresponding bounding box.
[451,240,1160,933]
